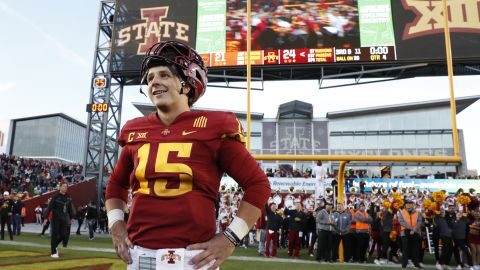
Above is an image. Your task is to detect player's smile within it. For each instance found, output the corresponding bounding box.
[152,89,167,96]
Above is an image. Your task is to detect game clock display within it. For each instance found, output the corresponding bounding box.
[86,103,109,113]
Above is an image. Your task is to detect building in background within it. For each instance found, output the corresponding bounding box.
[133,95,479,178]
[326,97,477,178]
[7,113,86,163]
[0,130,4,147]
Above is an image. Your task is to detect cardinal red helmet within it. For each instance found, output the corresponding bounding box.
[140,41,208,104]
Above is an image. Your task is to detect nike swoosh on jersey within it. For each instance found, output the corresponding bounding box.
[182,130,197,136]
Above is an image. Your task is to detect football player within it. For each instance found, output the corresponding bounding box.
[105,40,270,270]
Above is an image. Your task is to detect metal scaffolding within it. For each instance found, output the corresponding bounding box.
[83,1,123,206]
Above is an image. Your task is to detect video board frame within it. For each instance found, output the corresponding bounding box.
[110,0,480,75]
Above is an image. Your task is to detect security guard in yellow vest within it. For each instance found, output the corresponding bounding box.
[398,199,423,269]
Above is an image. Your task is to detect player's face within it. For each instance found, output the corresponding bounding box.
[59,183,68,194]
[295,202,302,210]
[146,66,187,110]
[406,202,414,210]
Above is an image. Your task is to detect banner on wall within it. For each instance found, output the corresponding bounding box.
[221,177,329,192]
[221,176,479,194]
[350,178,479,193]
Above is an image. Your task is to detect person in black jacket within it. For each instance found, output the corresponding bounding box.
[435,205,455,269]
[377,205,394,265]
[85,201,98,240]
[0,191,14,240]
[305,210,317,257]
[284,201,307,258]
[368,203,382,260]
[98,206,107,234]
[75,205,87,235]
[264,203,282,257]
[280,214,289,248]
[43,182,76,258]
[429,215,441,266]
[11,194,23,235]
[452,211,474,268]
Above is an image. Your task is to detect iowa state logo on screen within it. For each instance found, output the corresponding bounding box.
[116,6,192,54]
[401,0,480,39]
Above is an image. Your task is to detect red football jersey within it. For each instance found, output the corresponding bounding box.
[106,110,270,249]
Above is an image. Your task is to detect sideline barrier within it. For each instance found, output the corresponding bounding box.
[22,178,97,223]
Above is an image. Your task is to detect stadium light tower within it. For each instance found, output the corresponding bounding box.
[83,1,123,208]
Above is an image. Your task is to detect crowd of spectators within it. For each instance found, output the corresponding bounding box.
[217,183,480,268]
[0,154,84,198]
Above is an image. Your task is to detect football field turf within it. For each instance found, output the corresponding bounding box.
[0,232,435,269]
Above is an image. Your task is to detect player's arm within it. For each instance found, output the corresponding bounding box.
[105,144,133,264]
[413,211,422,233]
[188,137,270,270]
[68,198,76,223]
[42,196,55,223]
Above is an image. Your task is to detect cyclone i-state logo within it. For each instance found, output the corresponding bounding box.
[160,250,182,264]
[401,0,480,40]
[116,6,191,54]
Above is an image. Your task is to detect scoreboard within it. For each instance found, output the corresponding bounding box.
[200,46,395,67]
[110,0,480,74]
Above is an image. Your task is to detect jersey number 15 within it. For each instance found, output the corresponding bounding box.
[135,143,193,197]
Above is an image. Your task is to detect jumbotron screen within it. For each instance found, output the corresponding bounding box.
[110,0,480,73]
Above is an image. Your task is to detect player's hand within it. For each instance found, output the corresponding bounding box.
[187,233,235,270]
[110,221,133,264]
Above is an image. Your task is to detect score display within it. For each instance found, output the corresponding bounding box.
[200,46,394,67]
[335,46,395,62]
[86,103,109,113]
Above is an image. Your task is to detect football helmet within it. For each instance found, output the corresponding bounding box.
[140,40,208,103]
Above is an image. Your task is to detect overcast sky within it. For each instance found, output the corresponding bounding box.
[0,1,479,173]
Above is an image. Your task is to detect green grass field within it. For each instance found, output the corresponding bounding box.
[0,232,437,269]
